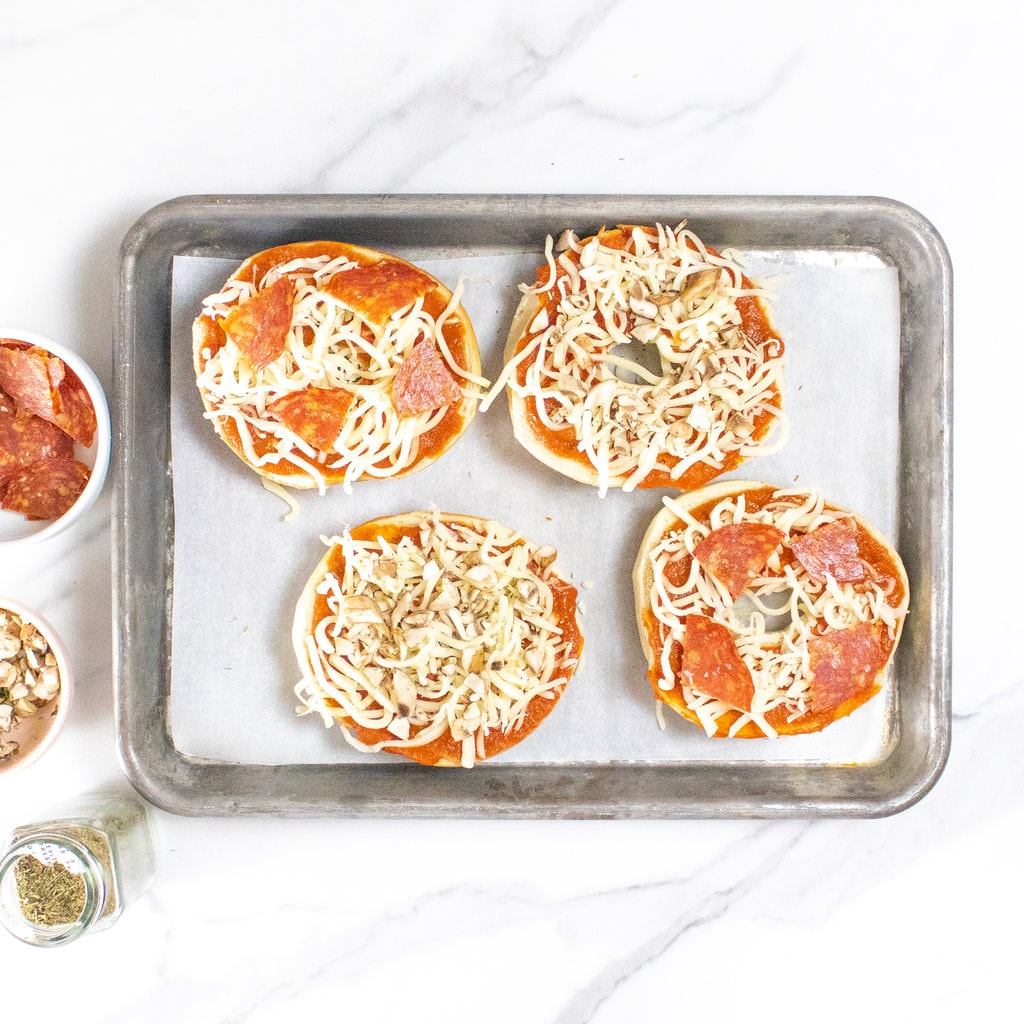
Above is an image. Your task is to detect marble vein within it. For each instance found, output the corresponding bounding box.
[302,0,624,193]
[553,822,809,1023]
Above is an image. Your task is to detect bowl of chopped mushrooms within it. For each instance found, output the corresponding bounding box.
[0,598,72,777]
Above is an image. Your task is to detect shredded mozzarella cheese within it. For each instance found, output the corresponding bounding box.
[259,477,301,521]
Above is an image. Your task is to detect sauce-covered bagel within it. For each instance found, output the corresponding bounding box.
[293,510,583,767]
[633,481,908,738]
[193,242,482,492]
[489,222,785,495]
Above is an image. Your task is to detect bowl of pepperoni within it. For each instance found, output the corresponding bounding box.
[0,329,110,547]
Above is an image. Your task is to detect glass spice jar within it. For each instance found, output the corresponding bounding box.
[0,788,155,947]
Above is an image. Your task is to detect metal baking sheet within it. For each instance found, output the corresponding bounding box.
[113,194,952,817]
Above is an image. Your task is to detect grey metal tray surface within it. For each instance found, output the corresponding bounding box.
[113,194,952,818]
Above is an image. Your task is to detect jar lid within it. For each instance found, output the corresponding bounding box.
[0,832,106,947]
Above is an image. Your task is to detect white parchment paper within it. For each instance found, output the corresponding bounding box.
[169,249,900,766]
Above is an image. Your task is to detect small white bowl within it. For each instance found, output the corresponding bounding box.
[0,328,110,548]
[0,597,74,779]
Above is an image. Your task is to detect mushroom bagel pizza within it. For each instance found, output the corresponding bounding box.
[487,222,786,496]
[293,510,584,768]
[633,481,908,739]
[192,242,483,493]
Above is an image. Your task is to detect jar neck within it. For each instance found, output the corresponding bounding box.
[0,831,107,947]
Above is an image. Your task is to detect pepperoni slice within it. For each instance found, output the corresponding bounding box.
[53,364,97,447]
[693,522,784,601]
[0,389,74,490]
[791,518,866,583]
[391,341,462,419]
[323,259,436,327]
[0,343,65,425]
[221,277,295,371]
[680,614,755,711]
[266,386,354,452]
[1,457,90,521]
[807,621,887,712]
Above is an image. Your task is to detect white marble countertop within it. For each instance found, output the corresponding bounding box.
[0,1,1014,1019]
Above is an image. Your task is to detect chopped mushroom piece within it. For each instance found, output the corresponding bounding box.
[680,268,720,305]
[532,545,557,570]
[342,595,385,624]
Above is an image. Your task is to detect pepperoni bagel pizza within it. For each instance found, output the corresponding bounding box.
[193,242,483,492]
[489,222,785,496]
[293,510,583,768]
[633,481,909,738]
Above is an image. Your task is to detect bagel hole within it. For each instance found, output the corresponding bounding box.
[732,588,795,634]
[612,336,665,385]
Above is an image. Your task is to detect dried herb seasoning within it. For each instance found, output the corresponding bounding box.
[13,855,87,927]
[67,826,117,918]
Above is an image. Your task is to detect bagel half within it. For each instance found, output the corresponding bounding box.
[192,242,481,492]
[495,223,785,495]
[292,510,583,767]
[633,480,909,738]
